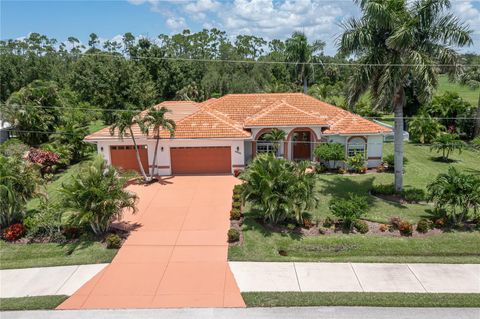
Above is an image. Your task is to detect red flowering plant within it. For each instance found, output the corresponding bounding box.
[25,148,59,177]
[2,223,25,241]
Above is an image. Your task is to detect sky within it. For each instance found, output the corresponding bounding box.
[1,0,480,55]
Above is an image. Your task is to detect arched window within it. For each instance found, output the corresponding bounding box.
[347,137,366,157]
[256,133,275,154]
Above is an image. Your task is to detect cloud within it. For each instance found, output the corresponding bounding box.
[166,16,188,32]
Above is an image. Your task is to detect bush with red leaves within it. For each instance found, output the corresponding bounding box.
[25,148,59,176]
[2,223,25,241]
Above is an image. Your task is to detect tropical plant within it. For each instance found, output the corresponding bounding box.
[60,157,138,235]
[314,143,345,169]
[140,106,176,177]
[25,147,60,177]
[285,32,325,93]
[408,113,444,144]
[329,193,369,231]
[346,153,366,173]
[0,155,38,227]
[427,167,480,224]
[240,154,318,224]
[339,0,472,192]
[23,196,63,238]
[263,128,286,156]
[430,133,465,161]
[110,109,148,180]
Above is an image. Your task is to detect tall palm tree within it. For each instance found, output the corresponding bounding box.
[110,109,148,180]
[285,32,325,94]
[339,0,472,192]
[140,106,176,177]
[263,128,286,156]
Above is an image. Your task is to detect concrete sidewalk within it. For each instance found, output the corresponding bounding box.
[229,262,480,293]
[2,307,480,319]
[0,264,107,298]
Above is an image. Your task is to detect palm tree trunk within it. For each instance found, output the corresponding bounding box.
[474,93,480,137]
[303,76,308,94]
[393,88,405,193]
[129,127,148,180]
[151,134,160,177]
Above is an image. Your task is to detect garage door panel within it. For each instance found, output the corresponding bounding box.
[171,147,231,174]
[110,145,149,173]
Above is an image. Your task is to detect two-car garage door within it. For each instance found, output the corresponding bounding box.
[170,146,231,174]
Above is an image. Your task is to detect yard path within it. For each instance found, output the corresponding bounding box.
[230,262,480,293]
[57,175,245,309]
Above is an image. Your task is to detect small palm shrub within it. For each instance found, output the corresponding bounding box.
[382,154,408,171]
[227,228,240,243]
[416,219,432,234]
[232,201,242,209]
[371,183,395,195]
[398,221,413,236]
[240,154,319,224]
[105,234,122,249]
[60,157,138,235]
[390,216,402,229]
[472,136,480,150]
[314,143,345,169]
[329,194,369,231]
[401,188,426,203]
[346,153,366,173]
[23,197,63,238]
[354,220,369,234]
[409,113,444,144]
[323,216,334,228]
[427,167,480,224]
[430,133,465,161]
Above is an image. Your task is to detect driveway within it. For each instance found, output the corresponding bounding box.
[58,175,245,309]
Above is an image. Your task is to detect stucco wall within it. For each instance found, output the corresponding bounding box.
[94,138,245,175]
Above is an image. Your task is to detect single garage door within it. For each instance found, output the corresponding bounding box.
[170,146,231,174]
[110,145,149,173]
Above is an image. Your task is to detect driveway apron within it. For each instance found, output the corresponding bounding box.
[58,175,245,309]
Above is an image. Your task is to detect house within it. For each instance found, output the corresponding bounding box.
[85,93,391,175]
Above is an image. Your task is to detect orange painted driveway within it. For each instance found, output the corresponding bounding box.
[58,175,245,309]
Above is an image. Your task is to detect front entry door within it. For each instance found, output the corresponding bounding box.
[292,131,311,160]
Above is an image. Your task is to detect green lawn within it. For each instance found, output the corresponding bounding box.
[437,75,479,106]
[0,295,68,311]
[0,240,117,269]
[243,292,480,308]
[229,143,480,263]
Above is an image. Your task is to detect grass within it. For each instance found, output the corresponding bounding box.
[243,292,480,308]
[0,240,117,269]
[229,143,480,263]
[437,75,479,106]
[0,295,68,311]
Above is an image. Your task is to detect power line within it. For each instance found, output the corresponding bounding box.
[2,103,480,120]
[2,49,480,68]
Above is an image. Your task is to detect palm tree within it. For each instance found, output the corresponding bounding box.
[60,156,138,235]
[430,133,465,161]
[110,109,148,180]
[140,106,176,177]
[339,0,472,192]
[285,32,325,93]
[263,128,286,156]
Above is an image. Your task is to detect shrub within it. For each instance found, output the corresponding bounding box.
[434,218,446,229]
[472,136,480,150]
[232,193,242,201]
[430,133,465,161]
[371,183,395,195]
[329,194,369,231]
[401,188,426,203]
[303,218,314,229]
[314,162,327,173]
[0,139,29,158]
[382,154,408,171]
[227,228,240,243]
[416,219,431,234]
[346,153,366,173]
[408,113,444,144]
[286,223,296,230]
[25,148,60,177]
[23,197,63,238]
[354,220,369,234]
[232,201,242,209]
[390,216,402,229]
[398,221,413,236]
[323,216,334,228]
[230,208,242,220]
[40,142,73,167]
[60,157,138,235]
[233,184,243,195]
[105,234,122,249]
[233,169,243,177]
[337,167,347,174]
[2,223,24,241]
[379,224,389,232]
[314,143,345,169]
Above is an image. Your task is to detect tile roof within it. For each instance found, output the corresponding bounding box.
[85,93,391,140]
